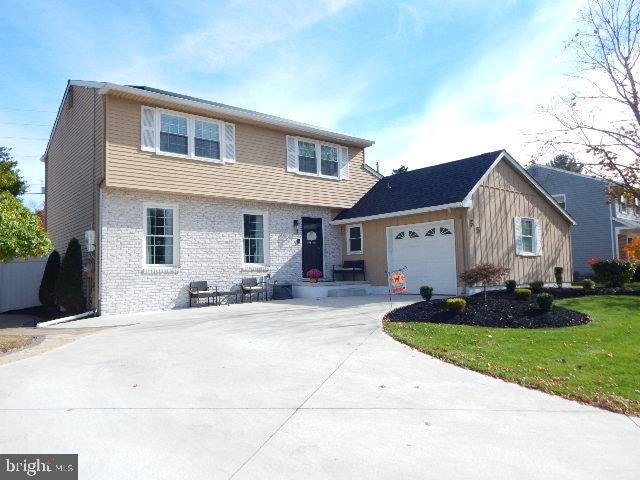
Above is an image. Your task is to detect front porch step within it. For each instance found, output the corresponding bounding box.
[292,281,372,299]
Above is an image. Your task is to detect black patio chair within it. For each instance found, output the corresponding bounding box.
[240,277,267,302]
[189,281,218,307]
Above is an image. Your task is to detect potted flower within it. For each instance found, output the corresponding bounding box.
[306,268,322,284]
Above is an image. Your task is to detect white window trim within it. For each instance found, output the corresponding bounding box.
[142,203,179,268]
[241,211,269,267]
[516,216,541,257]
[552,193,566,209]
[153,107,227,163]
[346,223,363,255]
[294,136,342,180]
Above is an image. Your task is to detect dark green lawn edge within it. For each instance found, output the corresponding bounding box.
[382,316,637,416]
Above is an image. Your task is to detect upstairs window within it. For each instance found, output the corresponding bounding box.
[286,135,348,180]
[160,114,188,155]
[320,145,339,177]
[521,219,534,253]
[347,224,363,254]
[194,120,220,160]
[298,141,317,174]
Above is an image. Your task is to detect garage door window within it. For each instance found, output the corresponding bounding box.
[347,224,363,254]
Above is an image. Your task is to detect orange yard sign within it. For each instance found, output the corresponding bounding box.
[388,268,407,294]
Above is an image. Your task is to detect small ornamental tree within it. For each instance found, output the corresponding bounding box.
[458,264,510,302]
[626,237,640,261]
[55,238,85,314]
[0,192,51,262]
[39,250,60,309]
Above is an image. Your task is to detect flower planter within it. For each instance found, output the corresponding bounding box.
[309,278,318,284]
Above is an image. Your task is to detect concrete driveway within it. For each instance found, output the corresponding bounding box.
[0,296,638,479]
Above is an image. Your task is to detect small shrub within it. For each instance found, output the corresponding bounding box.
[39,250,60,308]
[419,285,433,301]
[537,292,554,311]
[445,297,467,313]
[554,266,564,288]
[458,264,510,301]
[529,281,544,294]
[505,279,517,294]
[55,238,85,314]
[582,278,596,289]
[514,288,532,300]
[590,259,637,287]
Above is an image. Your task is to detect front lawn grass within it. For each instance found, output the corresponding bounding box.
[0,336,34,354]
[384,295,640,414]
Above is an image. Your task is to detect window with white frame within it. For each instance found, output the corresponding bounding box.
[145,207,176,265]
[243,214,265,264]
[194,120,220,160]
[552,194,566,210]
[298,140,318,174]
[347,224,362,254]
[619,196,628,214]
[141,106,235,163]
[287,136,346,179]
[514,216,541,256]
[160,114,188,155]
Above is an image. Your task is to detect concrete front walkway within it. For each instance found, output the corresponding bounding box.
[0,297,638,479]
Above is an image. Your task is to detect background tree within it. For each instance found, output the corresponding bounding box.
[540,0,640,200]
[39,250,60,309]
[547,154,584,173]
[0,192,51,262]
[0,147,27,197]
[392,165,408,174]
[55,238,85,314]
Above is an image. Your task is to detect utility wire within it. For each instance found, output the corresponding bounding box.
[0,136,47,140]
[0,121,49,127]
[0,106,54,113]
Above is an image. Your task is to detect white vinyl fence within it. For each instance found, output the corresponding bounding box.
[0,257,47,313]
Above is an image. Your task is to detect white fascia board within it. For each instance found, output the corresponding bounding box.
[330,202,467,225]
[363,163,383,179]
[462,150,577,226]
[98,83,375,148]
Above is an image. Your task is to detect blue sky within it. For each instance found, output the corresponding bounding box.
[1,0,585,208]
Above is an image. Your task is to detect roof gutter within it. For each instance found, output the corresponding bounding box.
[330,201,470,225]
[97,83,375,148]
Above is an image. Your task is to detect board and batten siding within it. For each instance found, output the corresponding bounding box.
[342,209,469,287]
[467,159,573,284]
[104,95,378,208]
[45,85,104,255]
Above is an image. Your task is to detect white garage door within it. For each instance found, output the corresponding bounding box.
[387,219,458,295]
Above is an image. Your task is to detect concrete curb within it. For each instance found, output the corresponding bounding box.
[37,311,96,328]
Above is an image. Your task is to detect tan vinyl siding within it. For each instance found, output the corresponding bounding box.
[467,159,573,284]
[104,96,378,208]
[46,85,104,254]
[45,85,104,309]
[342,209,468,286]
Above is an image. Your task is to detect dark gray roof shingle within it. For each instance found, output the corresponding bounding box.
[333,150,503,222]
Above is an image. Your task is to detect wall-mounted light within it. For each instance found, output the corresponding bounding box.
[293,219,299,235]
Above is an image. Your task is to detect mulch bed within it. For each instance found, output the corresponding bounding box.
[545,287,640,298]
[385,291,591,328]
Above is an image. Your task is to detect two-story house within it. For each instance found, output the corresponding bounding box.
[528,164,640,277]
[45,81,575,315]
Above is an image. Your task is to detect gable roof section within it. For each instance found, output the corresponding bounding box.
[43,80,375,160]
[332,150,576,225]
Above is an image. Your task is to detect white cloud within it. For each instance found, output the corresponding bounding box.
[367,0,588,174]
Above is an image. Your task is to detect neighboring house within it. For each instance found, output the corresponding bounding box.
[45,81,574,315]
[332,151,575,295]
[44,81,381,315]
[528,164,640,277]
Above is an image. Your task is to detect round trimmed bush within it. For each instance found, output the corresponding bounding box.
[582,278,596,290]
[445,297,467,313]
[529,281,544,294]
[590,259,636,287]
[514,288,532,300]
[505,279,517,294]
[537,292,554,312]
[419,285,433,301]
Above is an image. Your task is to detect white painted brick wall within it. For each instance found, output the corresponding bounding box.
[99,190,343,314]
